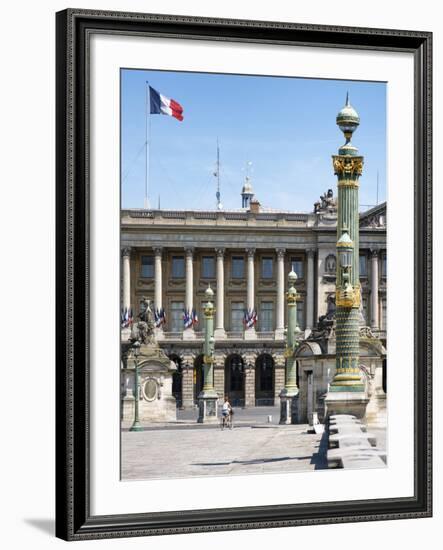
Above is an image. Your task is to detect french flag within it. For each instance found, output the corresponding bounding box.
[149,85,184,122]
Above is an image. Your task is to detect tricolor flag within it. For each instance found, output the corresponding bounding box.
[149,86,184,122]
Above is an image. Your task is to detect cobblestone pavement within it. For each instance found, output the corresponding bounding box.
[121,407,328,480]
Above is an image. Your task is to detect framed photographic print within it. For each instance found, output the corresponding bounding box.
[55,8,432,541]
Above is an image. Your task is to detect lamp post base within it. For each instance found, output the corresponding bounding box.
[279,390,299,424]
[324,391,369,420]
[197,391,219,423]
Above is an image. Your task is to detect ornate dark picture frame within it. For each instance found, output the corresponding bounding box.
[55,8,432,541]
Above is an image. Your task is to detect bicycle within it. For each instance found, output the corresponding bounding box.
[220,412,233,430]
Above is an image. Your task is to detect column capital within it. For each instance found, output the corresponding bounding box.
[246,248,256,258]
[122,247,132,258]
[370,247,380,257]
[276,248,286,259]
[306,248,316,258]
[153,246,163,257]
[184,246,194,258]
[215,247,225,258]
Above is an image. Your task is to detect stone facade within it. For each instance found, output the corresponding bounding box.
[120,196,386,409]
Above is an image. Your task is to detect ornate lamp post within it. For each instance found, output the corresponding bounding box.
[197,285,219,423]
[129,341,143,432]
[325,93,369,419]
[279,270,300,424]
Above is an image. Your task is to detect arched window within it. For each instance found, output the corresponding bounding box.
[169,354,183,408]
[224,354,245,407]
[193,355,204,402]
[255,354,275,406]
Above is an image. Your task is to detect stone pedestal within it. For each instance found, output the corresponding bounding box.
[123,342,178,423]
[279,390,299,424]
[197,390,219,423]
[324,391,369,420]
[182,327,196,340]
[244,327,257,340]
[214,328,226,339]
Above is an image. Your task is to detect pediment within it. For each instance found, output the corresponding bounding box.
[359,202,386,229]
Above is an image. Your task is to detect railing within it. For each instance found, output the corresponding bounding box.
[161,330,277,341]
[225,331,244,339]
[257,331,275,339]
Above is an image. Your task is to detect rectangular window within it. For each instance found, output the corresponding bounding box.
[231,302,244,331]
[296,301,305,330]
[359,254,368,277]
[140,255,154,278]
[291,257,304,279]
[381,298,387,330]
[261,257,273,279]
[171,256,185,278]
[260,301,274,331]
[201,256,215,279]
[231,256,245,279]
[170,301,184,332]
[381,254,387,279]
[362,296,368,324]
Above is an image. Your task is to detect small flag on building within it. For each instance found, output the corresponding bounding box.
[243,308,258,328]
[183,309,193,329]
[191,308,199,326]
[154,307,166,328]
[121,307,133,328]
[149,86,184,122]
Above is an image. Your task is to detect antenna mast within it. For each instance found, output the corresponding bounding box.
[215,138,223,210]
[376,170,379,205]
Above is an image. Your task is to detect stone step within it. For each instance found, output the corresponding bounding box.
[329,432,377,448]
[327,447,386,469]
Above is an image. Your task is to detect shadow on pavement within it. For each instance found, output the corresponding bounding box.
[310,428,329,469]
[193,455,313,467]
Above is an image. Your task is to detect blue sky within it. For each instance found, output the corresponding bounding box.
[121,69,386,213]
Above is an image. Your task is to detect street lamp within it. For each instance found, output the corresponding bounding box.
[279,270,300,424]
[129,341,143,432]
[336,228,355,307]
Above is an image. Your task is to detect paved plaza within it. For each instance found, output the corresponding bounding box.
[121,406,328,480]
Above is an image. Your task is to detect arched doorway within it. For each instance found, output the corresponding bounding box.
[224,354,245,407]
[169,354,183,408]
[382,359,387,393]
[193,354,204,403]
[255,354,275,406]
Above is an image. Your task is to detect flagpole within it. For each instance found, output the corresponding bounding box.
[144,82,151,209]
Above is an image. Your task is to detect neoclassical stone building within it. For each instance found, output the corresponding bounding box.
[121,188,386,409]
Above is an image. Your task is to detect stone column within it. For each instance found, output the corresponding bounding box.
[244,248,257,339]
[214,248,226,339]
[274,355,286,402]
[370,248,380,329]
[183,247,195,340]
[275,248,285,339]
[214,357,225,401]
[306,249,315,330]
[122,248,131,310]
[181,360,195,409]
[153,247,164,339]
[244,362,256,408]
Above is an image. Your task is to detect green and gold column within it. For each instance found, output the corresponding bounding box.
[197,285,219,423]
[279,271,300,424]
[325,94,369,419]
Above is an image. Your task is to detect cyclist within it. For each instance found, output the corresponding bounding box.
[221,395,232,428]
